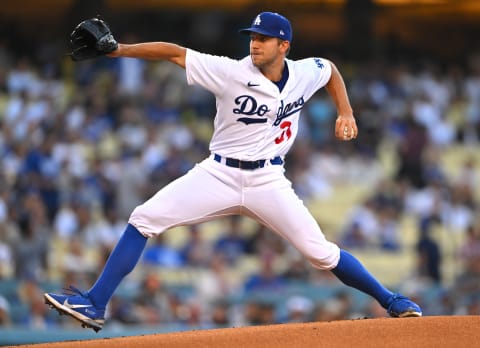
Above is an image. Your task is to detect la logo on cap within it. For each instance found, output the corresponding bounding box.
[239,12,292,42]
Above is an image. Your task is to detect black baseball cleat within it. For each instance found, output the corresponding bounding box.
[44,286,105,332]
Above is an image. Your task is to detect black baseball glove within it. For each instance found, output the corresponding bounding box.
[69,17,118,61]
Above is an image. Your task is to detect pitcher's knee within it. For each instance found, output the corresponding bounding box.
[304,243,341,270]
[128,204,164,238]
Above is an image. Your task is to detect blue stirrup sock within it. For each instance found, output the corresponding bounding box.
[87,223,148,309]
[331,249,393,308]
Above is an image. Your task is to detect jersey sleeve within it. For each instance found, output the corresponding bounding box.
[185,48,234,96]
[307,57,332,91]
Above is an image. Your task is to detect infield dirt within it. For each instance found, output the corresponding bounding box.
[9,315,479,348]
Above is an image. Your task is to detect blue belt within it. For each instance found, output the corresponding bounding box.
[213,154,283,170]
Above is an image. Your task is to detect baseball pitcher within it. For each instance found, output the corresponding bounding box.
[45,12,421,332]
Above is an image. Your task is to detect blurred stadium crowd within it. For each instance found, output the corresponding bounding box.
[1,22,480,333]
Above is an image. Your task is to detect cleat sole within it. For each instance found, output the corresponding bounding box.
[44,293,104,332]
[398,311,422,318]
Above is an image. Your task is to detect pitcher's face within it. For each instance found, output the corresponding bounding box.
[249,33,288,69]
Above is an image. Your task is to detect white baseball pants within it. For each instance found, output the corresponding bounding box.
[129,156,340,270]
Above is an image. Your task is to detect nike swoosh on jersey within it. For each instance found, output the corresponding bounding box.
[64,299,93,309]
[247,82,260,87]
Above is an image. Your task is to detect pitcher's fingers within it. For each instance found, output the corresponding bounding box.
[336,120,348,138]
[351,126,358,138]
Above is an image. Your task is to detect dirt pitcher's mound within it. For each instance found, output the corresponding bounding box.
[15,316,480,348]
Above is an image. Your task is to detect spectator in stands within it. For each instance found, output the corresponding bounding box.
[13,211,49,281]
[213,216,248,265]
[285,295,314,323]
[395,113,428,189]
[304,95,336,148]
[415,219,442,284]
[441,182,475,234]
[61,235,97,278]
[149,142,195,191]
[180,224,213,267]
[22,294,56,329]
[194,253,238,305]
[457,223,480,277]
[209,301,231,327]
[53,200,79,240]
[370,179,405,216]
[245,223,286,257]
[244,254,286,293]
[257,302,277,325]
[133,272,174,324]
[15,278,57,328]
[100,206,128,250]
[115,150,149,219]
[339,198,380,249]
[142,234,183,268]
[114,33,147,98]
[107,295,142,325]
[377,205,401,251]
[241,301,263,326]
[312,299,348,322]
[282,256,312,282]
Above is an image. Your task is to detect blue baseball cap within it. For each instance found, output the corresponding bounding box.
[239,12,292,42]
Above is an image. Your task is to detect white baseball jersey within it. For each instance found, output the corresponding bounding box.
[129,49,340,271]
[185,49,332,160]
